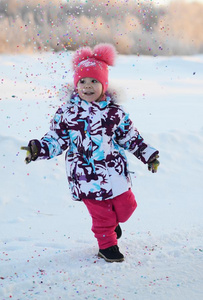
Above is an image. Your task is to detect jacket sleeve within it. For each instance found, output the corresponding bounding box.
[114,110,159,164]
[35,106,70,160]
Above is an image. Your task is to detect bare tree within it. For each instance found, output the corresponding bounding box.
[0,0,202,55]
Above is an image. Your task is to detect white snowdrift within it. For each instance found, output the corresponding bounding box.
[0,53,203,300]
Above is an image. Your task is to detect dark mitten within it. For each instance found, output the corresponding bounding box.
[148,155,160,173]
[21,140,40,164]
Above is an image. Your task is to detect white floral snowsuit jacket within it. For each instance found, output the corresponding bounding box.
[33,94,159,201]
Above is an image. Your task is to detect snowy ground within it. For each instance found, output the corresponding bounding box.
[0,52,203,300]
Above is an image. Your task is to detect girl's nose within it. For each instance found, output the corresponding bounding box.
[85,82,92,88]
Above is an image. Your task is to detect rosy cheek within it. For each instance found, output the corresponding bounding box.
[77,87,83,93]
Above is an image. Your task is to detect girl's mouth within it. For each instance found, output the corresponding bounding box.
[83,92,94,95]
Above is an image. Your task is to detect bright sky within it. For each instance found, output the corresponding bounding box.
[63,0,203,6]
[64,0,203,3]
[158,0,203,4]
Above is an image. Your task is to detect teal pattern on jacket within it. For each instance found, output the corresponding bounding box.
[35,94,159,201]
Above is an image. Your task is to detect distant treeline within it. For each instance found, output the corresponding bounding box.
[0,0,203,55]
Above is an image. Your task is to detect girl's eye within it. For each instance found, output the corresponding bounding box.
[80,79,85,84]
[92,80,98,83]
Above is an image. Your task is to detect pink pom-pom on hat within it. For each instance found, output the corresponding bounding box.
[73,43,117,93]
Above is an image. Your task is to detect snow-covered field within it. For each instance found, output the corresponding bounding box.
[0,52,203,300]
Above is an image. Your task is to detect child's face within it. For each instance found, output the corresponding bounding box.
[77,77,103,102]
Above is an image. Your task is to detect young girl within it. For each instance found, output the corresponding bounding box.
[21,44,159,263]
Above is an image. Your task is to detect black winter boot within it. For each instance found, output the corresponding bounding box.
[98,245,124,262]
[115,224,122,239]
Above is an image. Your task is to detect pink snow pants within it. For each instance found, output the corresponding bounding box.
[83,189,137,249]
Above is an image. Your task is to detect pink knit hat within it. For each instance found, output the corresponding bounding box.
[72,43,117,93]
